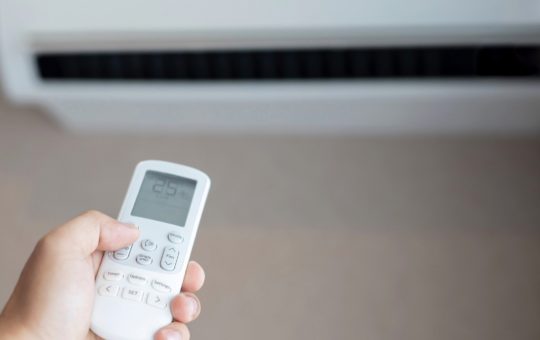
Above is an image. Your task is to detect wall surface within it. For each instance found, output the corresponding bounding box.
[0,98,539,339]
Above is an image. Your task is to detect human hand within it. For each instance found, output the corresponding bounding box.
[0,210,204,340]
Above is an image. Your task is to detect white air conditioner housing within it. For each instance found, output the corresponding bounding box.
[1,0,540,133]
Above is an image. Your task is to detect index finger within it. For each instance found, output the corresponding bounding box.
[182,261,205,293]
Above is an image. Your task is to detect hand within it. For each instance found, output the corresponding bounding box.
[0,210,205,340]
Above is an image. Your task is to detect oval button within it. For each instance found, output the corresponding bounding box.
[168,233,184,244]
[151,279,172,293]
[136,254,153,266]
[128,273,148,286]
[103,271,124,281]
[113,245,132,260]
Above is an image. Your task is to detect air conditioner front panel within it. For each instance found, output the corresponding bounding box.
[2,0,540,133]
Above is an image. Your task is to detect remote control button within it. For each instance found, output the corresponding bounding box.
[128,273,148,286]
[151,279,172,293]
[122,287,143,302]
[103,271,124,281]
[99,284,119,297]
[147,293,168,309]
[160,247,179,271]
[167,233,184,244]
[141,239,158,251]
[113,245,132,261]
[136,254,153,266]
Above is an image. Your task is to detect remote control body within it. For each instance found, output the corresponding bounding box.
[91,160,210,340]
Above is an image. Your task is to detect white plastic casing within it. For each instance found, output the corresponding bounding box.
[2,0,540,134]
[91,160,210,340]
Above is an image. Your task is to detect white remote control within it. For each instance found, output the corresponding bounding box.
[91,160,210,340]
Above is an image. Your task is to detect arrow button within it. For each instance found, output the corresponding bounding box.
[98,284,119,297]
[147,293,167,309]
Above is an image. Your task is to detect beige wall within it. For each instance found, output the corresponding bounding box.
[0,99,539,339]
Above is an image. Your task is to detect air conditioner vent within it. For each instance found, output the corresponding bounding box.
[36,46,540,81]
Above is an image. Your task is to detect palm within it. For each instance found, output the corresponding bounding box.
[0,212,205,340]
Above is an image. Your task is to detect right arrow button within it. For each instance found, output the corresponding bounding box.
[160,247,179,271]
[147,293,168,309]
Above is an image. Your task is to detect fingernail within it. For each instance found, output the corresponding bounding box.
[186,295,199,318]
[119,222,138,229]
[161,329,182,340]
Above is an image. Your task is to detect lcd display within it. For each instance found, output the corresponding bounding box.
[132,171,196,226]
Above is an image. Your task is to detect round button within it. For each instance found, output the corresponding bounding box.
[141,239,157,251]
[168,233,184,244]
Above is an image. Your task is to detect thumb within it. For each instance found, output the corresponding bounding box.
[45,210,140,257]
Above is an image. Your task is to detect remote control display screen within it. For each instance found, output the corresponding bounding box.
[132,171,196,226]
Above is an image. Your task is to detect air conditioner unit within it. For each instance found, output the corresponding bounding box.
[1,0,540,133]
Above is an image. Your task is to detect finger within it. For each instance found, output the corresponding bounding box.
[86,331,104,340]
[92,252,104,272]
[154,322,190,340]
[44,210,139,257]
[182,261,205,293]
[170,293,201,323]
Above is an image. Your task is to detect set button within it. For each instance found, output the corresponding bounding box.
[136,254,153,266]
[122,287,143,302]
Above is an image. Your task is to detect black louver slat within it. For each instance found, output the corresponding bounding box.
[36,46,540,81]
